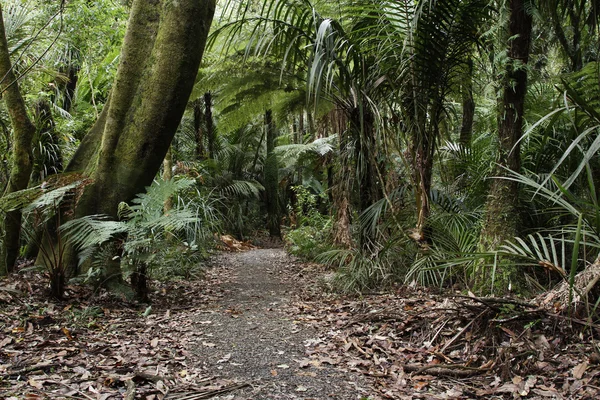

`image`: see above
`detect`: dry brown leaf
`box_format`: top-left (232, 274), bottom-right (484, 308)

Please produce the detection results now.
top-left (572, 361), bottom-right (588, 379)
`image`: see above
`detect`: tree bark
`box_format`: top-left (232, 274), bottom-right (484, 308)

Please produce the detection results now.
top-left (0, 5), bottom-right (36, 275)
top-left (193, 100), bottom-right (205, 160)
top-left (41, 0), bottom-right (216, 283)
top-left (204, 91), bottom-right (215, 160)
top-left (350, 106), bottom-right (381, 252)
top-left (264, 109), bottom-right (281, 237)
top-left (460, 58), bottom-right (475, 146)
top-left (331, 109), bottom-right (352, 248)
top-left (479, 0), bottom-right (532, 281)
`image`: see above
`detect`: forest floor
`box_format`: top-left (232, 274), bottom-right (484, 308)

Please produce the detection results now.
top-left (1, 245), bottom-right (600, 399)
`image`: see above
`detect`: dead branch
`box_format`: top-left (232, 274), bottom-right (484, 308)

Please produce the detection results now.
top-left (403, 363), bottom-right (490, 378)
top-left (166, 383), bottom-right (251, 400)
top-left (6, 362), bottom-right (58, 376)
top-left (124, 379), bottom-right (136, 400)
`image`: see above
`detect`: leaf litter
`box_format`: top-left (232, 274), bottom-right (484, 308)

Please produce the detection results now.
top-left (1, 249), bottom-right (600, 399)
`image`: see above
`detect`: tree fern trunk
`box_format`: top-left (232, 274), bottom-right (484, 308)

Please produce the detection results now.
top-left (0, 5), bottom-right (36, 275)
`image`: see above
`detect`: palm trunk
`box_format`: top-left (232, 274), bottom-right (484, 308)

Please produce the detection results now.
top-left (332, 109), bottom-right (352, 248)
top-left (0, 5), bottom-right (36, 275)
top-left (204, 91), bottom-right (215, 160)
top-left (193, 100), bottom-right (205, 160)
top-left (350, 106), bottom-right (381, 252)
top-left (264, 109), bottom-right (281, 237)
top-left (478, 0), bottom-right (532, 287)
top-left (460, 58), bottom-right (475, 146)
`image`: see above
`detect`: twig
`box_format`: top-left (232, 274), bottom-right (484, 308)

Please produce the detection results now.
top-left (546, 312), bottom-right (600, 330)
top-left (7, 362), bottom-right (58, 376)
top-left (135, 371), bottom-right (174, 382)
top-left (454, 295), bottom-right (536, 310)
top-left (124, 379), bottom-right (136, 400)
top-left (166, 383), bottom-right (250, 400)
top-left (440, 310), bottom-right (485, 353)
top-left (45, 380), bottom-right (95, 400)
top-left (490, 309), bottom-right (544, 323)
top-left (403, 363), bottom-right (489, 378)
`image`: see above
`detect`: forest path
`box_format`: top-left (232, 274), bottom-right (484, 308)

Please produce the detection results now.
top-left (190, 248), bottom-right (369, 399)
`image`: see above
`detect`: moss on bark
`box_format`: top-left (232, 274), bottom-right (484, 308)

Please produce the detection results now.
top-left (0, 5), bottom-right (36, 275)
top-left (40, 0), bottom-right (216, 286)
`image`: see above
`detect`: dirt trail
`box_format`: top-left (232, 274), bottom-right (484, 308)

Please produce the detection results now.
top-left (190, 248), bottom-right (369, 399)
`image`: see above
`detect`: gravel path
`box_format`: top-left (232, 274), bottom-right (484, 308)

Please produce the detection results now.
top-left (190, 249), bottom-right (370, 399)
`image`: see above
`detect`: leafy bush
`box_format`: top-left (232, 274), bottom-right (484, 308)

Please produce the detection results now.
top-left (284, 185), bottom-right (333, 259)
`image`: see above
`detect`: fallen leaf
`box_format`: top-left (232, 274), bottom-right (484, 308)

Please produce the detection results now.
top-left (573, 361), bottom-right (588, 379)
top-left (271, 369), bottom-right (278, 376)
top-left (217, 353), bottom-right (231, 363)
top-left (202, 342), bottom-right (216, 347)
top-left (150, 338), bottom-right (159, 347)
top-left (28, 378), bottom-right (44, 390)
top-left (295, 385), bottom-right (308, 392)
top-left (62, 327), bottom-right (73, 340)
top-left (0, 336), bottom-right (12, 348)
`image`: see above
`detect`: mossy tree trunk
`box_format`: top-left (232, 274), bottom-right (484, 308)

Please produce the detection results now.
top-left (40, 0), bottom-right (216, 287)
top-left (264, 109), bottom-right (281, 238)
top-left (478, 0), bottom-right (532, 287)
top-left (0, 5), bottom-right (36, 275)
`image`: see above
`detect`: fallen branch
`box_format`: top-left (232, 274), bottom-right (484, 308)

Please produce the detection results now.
top-left (166, 383), bottom-right (251, 400)
top-left (124, 379), bottom-right (136, 400)
top-left (403, 363), bottom-right (490, 378)
top-left (135, 371), bottom-right (174, 383)
top-left (46, 380), bottom-right (95, 400)
top-left (7, 362), bottom-right (58, 376)
top-left (440, 310), bottom-right (485, 353)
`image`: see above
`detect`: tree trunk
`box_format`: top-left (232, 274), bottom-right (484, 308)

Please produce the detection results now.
top-left (31, 98), bottom-right (63, 183)
top-left (478, 0), bottom-right (532, 286)
top-left (264, 109), bottom-right (281, 237)
top-left (40, 0), bottom-right (216, 284)
top-left (0, 5), bottom-right (36, 275)
top-left (193, 100), bottom-right (205, 160)
top-left (332, 109), bottom-right (352, 248)
top-left (204, 91), bottom-right (215, 160)
top-left (350, 106), bottom-right (381, 252)
top-left (163, 146), bottom-right (173, 213)
top-left (460, 57), bottom-right (475, 146)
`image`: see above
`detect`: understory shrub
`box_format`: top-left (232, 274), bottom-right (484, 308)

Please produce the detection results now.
top-left (284, 185), bottom-right (333, 260)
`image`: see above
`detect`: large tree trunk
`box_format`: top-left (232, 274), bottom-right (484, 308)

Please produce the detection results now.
top-left (478, 0), bottom-right (532, 286)
top-left (0, 5), bottom-right (36, 275)
top-left (264, 109), bottom-right (281, 238)
top-left (40, 0), bottom-right (216, 286)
